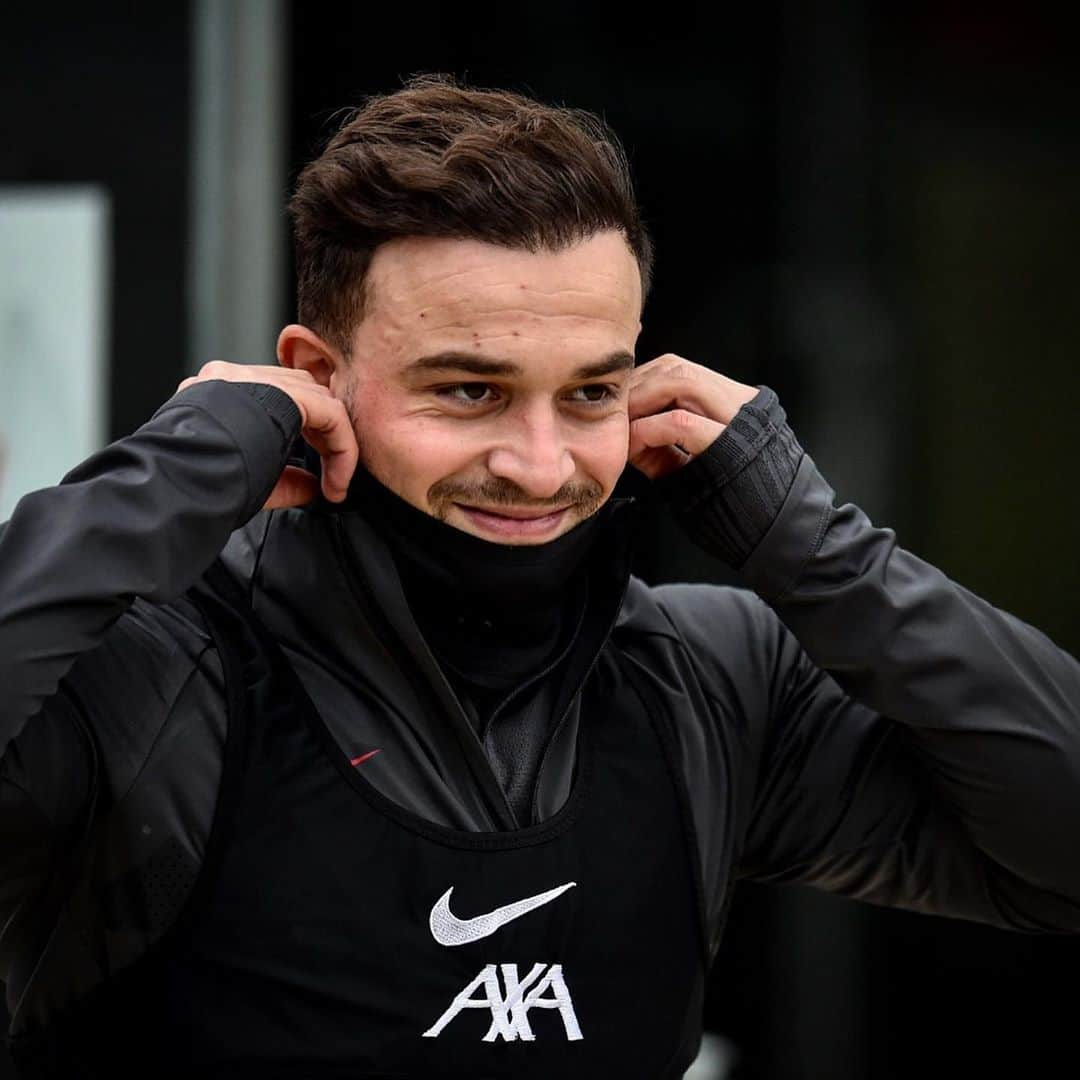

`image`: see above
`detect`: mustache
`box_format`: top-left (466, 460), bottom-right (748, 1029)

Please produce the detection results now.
top-left (427, 476), bottom-right (605, 518)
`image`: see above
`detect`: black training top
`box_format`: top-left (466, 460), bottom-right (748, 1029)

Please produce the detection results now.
top-left (13, 560), bottom-right (706, 1078)
top-left (3, 378), bottom-right (1080, 1058)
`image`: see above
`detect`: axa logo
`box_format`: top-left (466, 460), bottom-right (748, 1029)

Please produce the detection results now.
top-left (422, 881), bottom-right (583, 1042)
top-left (423, 962), bottom-right (581, 1042)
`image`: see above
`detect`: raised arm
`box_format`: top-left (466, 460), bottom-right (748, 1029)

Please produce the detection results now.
top-left (0, 368), bottom-right (363, 956)
top-left (0, 377), bottom-right (302, 751)
top-left (642, 368), bottom-right (1080, 930)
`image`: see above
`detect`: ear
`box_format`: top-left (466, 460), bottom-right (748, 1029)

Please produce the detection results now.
top-left (276, 324), bottom-right (339, 388)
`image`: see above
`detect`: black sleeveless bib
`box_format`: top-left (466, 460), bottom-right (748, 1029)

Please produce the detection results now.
top-left (12, 561), bottom-right (708, 1078)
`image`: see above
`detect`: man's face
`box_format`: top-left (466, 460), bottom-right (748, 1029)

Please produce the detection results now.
top-left (337, 230), bottom-right (643, 545)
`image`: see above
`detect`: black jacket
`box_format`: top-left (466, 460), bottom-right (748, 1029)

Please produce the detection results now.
top-left (2, 378), bottom-right (1079, 1041)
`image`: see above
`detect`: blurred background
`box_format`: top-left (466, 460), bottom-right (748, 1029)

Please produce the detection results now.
top-left (2, 1), bottom-right (1078, 1077)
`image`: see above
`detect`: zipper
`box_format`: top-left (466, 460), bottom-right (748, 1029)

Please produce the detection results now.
top-left (329, 516), bottom-right (519, 830)
top-left (478, 576), bottom-right (590, 742)
top-left (528, 548), bottom-right (636, 825)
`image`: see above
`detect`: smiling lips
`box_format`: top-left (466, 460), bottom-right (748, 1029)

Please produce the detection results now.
top-left (456, 503), bottom-right (571, 538)
top-left (463, 504), bottom-right (570, 520)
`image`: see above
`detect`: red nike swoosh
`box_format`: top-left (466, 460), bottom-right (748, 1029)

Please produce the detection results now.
top-left (350, 749), bottom-right (381, 766)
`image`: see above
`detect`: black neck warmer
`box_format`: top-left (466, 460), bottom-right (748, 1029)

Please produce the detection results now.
top-left (341, 467), bottom-right (608, 701)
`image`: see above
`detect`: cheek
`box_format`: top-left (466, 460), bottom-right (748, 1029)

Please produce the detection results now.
top-left (570, 413), bottom-right (630, 492)
top-left (351, 397), bottom-right (479, 506)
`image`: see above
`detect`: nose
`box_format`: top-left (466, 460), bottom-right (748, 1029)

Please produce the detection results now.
top-left (486, 404), bottom-right (576, 499)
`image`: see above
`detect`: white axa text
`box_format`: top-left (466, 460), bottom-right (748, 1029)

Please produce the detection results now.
top-left (422, 962), bottom-right (582, 1042)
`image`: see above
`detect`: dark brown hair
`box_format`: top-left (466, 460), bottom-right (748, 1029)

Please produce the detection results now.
top-left (288, 73), bottom-right (652, 357)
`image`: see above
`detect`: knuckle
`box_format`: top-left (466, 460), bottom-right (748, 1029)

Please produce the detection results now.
top-left (199, 360), bottom-right (229, 379)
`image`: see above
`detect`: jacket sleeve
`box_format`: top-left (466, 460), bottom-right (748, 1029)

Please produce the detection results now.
top-left (660, 387), bottom-right (1080, 932)
top-left (0, 379), bottom-right (300, 933)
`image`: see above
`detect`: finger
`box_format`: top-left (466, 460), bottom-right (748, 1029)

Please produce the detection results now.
top-left (628, 377), bottom-right (701, 423)
top-left (628, 366), bottom-right (732, 425)
top-left (179, 363), bottom-right (324, 392)
top-left (293, 393), bottom-right (360, 501)
top-left (263, 465), bottom-right (321, 510)
top-left (628, 444), bottom-right (690, 481)
top-left (629, 358), bottom-right (761, 429)
top-left (627, 352), bottom-right (691, 386)
top-left (628, 409), bottom-right (724, 461)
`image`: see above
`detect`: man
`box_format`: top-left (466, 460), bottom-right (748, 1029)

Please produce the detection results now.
top-left (1, 73), bottom-right (1078, 1077)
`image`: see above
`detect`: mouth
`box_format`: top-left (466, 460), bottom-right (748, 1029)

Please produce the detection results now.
top-left (455, 503), bottom-right (572, 540)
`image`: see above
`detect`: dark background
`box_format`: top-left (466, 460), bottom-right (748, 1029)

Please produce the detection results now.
top-left (2, 2), bottom-right (1078, 1077)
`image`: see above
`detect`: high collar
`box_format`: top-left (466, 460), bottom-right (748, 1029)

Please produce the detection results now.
top-left (222, 451), bottom-right (640, 830)
top-left (340, 467), bottom-right (626, 701)
top-left (338, 465), bottom-right (611, 638)
top-left (273, 439), bottom-right (640, 678)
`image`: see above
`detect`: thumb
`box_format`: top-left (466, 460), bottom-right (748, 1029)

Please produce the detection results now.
top-left (263, 464), bottom-right (322, 510)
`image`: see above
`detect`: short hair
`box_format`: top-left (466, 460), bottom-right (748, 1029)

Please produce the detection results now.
top-left (288, 73), bottom-right (653, 357)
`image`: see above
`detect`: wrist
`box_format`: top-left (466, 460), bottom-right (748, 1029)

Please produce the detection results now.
top-left (656, 384), bottom-right (805, 567)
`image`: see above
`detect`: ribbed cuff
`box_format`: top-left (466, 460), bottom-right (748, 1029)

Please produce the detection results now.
top-left (151, 380), bottom-right (303, 517)
top-left (656, 384), bottom-right (805, 568)
top-left (234, 381), bottom-right (303, 441)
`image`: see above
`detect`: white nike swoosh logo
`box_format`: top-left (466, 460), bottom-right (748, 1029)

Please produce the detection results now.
top-left (429, 881), bottom-right (577, 947)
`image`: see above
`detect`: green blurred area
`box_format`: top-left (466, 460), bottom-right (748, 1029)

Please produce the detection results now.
top-left (912, 152), bottom-right (1080, 655)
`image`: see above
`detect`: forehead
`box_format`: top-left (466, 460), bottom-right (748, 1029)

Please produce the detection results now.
top-left (358, 232), bottom-right (642, 357)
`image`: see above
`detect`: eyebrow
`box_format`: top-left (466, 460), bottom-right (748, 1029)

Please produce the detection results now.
top-left (402, 350), bottom-right (636, 381)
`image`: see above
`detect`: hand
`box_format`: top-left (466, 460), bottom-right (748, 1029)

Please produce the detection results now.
top-left (177, 362), bottom-right (359, 509)
top-left (627, 354), bottom-right (760, 480)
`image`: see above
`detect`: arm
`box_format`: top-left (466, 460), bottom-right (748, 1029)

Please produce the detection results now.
top-left (0, 379), bottom-right (300, 751)
top-left (645, 372), bottom-right (1080, 930)
top-left (0, 379), bottom-right (303, 951)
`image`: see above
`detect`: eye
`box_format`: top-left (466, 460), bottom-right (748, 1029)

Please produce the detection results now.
top-left (437, 383), bottom-right (499, 406)
top-left (567, 384), bottom-right (618, 406)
